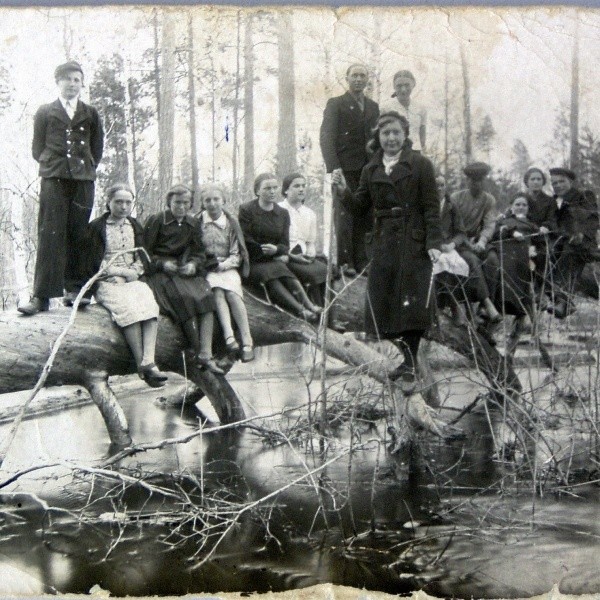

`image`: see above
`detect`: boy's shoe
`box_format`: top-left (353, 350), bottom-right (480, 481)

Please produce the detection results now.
top-left (18, 297), bottom-right (50, 316)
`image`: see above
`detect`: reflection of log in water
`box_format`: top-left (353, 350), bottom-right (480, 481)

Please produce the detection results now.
top-left (0, 276), bottom-right (523, 449)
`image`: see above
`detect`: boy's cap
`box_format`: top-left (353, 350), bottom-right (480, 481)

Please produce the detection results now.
top-left (549, 167), bottom-right (576, 181)
top-left (55, 61), bottom-right (84, 80)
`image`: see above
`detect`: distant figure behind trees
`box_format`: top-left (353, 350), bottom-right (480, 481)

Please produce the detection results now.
top-left (319, 64), bottom-right (379, 277)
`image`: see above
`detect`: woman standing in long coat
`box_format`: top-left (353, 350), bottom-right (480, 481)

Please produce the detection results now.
top-left (333, 111), bottom-right (442, 382)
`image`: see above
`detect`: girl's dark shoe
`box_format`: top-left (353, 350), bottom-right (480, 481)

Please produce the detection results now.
top-left (196, 355), bottom-right (225, 375)
top-left (139, 363), bottom-right (168, 388)
top-left (241, 345), bottom-right (255, 362)
top-left (225, 337), bottom-right (240, 352)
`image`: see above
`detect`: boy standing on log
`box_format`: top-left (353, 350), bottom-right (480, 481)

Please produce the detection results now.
top-left (19, 61), bottom-right (104, 316)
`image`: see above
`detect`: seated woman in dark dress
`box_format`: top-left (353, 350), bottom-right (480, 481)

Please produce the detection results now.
top-left (279, 172), bottom-right (328, 306)
top-left (144, 184), bottom-right (222, 374)
top-left (489, 193), bottom-right (540, 318)
top-left (239, 173), bottom-right (322, 323)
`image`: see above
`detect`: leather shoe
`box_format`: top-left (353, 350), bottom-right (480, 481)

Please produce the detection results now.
top-left (64, 292), bottom-right (91, 308)
top-left (241, 346), bottom-right (255, 362)
top-left (196, 355), bottom-right (225, 375)
top-left (18, 297), bottom-right (49, 316)
top-left (139, 363), bottom-right (168, 388)
top-left (225, 336), bottom-right (240, 352)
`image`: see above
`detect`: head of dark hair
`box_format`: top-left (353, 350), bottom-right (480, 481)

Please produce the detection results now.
top-left (393, 69), bottom-right (416, 85)
top-left (105, 183), bottom-right (134, 212)
top-left (281, 172), bottom-right (306, 196)
top-left (367, 111), bottom-right (410, 154)
top-left (166, 184), bottom-right (194, 208)
top-left (346, 63), bottom-right (368, 77)
top-left (523, 167), bottom-right (547, 187)
top-left (199, 183), bottom-right (227, 205)
top-left (253, 173), bottom-right (278, 197)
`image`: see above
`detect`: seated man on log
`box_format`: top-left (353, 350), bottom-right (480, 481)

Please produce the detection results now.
top-left (547, 167), bottom-right (600, 319)
top-left (450, 162), bottom-right (502, 324)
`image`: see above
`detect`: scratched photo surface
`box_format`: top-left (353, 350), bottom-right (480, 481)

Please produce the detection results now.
top-left (0, 5), bottom-right (599, 598)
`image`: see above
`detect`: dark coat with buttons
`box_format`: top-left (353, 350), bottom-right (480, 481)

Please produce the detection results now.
top-left (319, 92), bottom-right (379, 173)
top-left (32, 98), bottom-right (104, 181)
top-left (341, 145), bottom-right (442, 337)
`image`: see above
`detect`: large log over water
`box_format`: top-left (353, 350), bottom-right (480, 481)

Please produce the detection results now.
top-left (0, 276), bottom-right (521, 449)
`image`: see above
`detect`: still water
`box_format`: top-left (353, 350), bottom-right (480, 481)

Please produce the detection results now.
top-left (0, 344), bottom-right (598, 597)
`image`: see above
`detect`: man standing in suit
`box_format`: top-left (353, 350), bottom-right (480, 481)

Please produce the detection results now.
top-left (19, 61), bottom-right (104, 315)
top-left (319, 64), bottom-right (379, 276)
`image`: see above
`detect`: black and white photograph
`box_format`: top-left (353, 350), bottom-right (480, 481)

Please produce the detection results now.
top-left (0, 3), bottom-right (599, 598)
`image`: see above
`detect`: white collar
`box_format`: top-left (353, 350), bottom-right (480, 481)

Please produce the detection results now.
top-left (59, 95), bottom-right (79, 110)
top-left (202, 211), bottom-right (227, 228)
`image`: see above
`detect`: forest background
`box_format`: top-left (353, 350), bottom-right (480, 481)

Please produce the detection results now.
top-left (0, 5), bottom-right (597, 306)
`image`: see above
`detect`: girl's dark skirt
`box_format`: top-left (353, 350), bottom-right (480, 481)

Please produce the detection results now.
top-left (246, 261), bottom-right (297, 286)
top-left (146, 272), bottom-right (216, 324)
top-left (287, 259), bottom-right (328, 286)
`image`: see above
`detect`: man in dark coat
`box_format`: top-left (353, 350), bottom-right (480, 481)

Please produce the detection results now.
top-left (548, 167), bottom-right (599, 318)
top-left (319, 64), bottom-right (379, 276)
top-left (19, 61), bottom-right (104, 315)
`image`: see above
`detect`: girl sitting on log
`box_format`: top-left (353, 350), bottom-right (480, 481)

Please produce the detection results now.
top-left (197, 184), bottom-right (255, 363)
top-left (278, 172), bottom-right (328, 307)
top-left (239, 173), bottom-right (322, 323)
top-left (86, 183), bottom-right (168, 388)
top-left (144, 184), bottom-right (223, 375)
top-left (489, 194), bottom-right (540, 319)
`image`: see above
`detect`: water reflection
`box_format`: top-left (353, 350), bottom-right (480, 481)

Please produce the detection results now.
top-left (0, 343), bottom-right (598, 596)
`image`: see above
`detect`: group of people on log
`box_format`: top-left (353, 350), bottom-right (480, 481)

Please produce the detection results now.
top-left (323, 63), bottom-right (599, 382)
top-left (17, 60), bottom-right (600, 389)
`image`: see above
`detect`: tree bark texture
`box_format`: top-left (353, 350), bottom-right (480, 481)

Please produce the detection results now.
top-left (276, 11), bottom-right (297, 179)
top-left (243, 13), bottom-right (255, 196)
top-left (0, 277), bottom-right (522, 430)
top-left (158, 10), bottom-right (176, 199)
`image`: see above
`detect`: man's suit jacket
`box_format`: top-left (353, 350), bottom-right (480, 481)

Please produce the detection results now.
top-left (32, 98), bottom-right (104, 181)
top-left (319, 91), bottom-right (379, 174)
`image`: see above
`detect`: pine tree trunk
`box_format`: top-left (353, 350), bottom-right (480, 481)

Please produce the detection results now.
top-left (570, 12), bottom-right (580, 172)
top-left (243, 13), bottom-right (255, 197)
top-left (158, 10), bottom-right (177, 199)
top-left (276, 11), bottom-right (297, 179)
top-left (188, 13), bottom-right (200, 193)
top-left (460, 42), bottom-right (473, 166)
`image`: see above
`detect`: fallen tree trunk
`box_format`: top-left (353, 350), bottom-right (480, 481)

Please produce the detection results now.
top-left (0, 276), bottom-right (521, 451)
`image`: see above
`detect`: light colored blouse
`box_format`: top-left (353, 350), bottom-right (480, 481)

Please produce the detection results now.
top-left (279, 199), bottom-right (318, 257)
top-left (101, 217), bottom-right (144, 277)
top-left (200, 211), bottom-right (242, 271)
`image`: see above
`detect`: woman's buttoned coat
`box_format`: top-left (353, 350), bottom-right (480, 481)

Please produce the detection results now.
top-left (342, 146), bottom-right (442, 338)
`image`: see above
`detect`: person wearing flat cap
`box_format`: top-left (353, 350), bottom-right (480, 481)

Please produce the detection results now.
top-left (380, 70), bottom-right (427, 153)
top-left (19, 61), bottom-right (104, 316)
top-left (450, 162), bottom-right (502, 323)
top-left (547, 167), bottom-right (599, 318)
